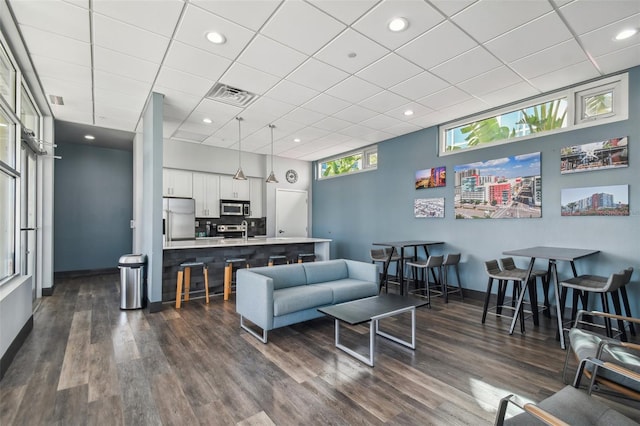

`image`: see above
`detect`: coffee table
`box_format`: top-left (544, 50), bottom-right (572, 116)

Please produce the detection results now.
top-left (318, 294), bottom-right (429, 367)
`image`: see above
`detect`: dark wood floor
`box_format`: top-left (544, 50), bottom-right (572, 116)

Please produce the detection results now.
top-left (1, 273), bottom-right (635, 425)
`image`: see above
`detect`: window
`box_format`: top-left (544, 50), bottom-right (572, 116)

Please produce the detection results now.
top-left (0, 43), bottom-right (16, 111)
top-left (0, 108), bottom-right (16, 283)
top-left (440, 74), bottom-right (629, 155)
top-left (318, 145), bottom-right (377, 179)
top-left (20, 85), bottom-right (40, 139)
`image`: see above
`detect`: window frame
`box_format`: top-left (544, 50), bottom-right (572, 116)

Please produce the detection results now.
top-left (317, 145), bottom-right (378, 180)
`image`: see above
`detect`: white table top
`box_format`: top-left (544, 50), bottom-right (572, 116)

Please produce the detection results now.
top-left (164, 237), bottom-right (331, 250)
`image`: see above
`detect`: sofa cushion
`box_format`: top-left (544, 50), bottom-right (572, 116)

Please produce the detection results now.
top-left (314, 279), bottom-right (378, 304)
top-left (273, 286), bottom-right (334, 317)
top-left (303, 260), bottom-right (348, 285)
top-left (249, 264), bottom-right (308, 290)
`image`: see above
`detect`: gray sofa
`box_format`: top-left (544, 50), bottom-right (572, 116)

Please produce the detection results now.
top-left (236, 259), bottom-right (378, 343)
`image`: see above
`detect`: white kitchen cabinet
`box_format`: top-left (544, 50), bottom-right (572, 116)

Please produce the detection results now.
top-left (163, 169), bottom-right (193, 198)
top-left (219, 175), bottom-right (250, 200)
top-left (249, 177), bottom-right (263, 218)
top-left (192, 172), bottom-right (220, 218)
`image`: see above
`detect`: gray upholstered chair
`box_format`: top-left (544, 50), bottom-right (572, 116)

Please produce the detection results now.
top-left (482, 259), bottom-right (532, 332)
top-left (441, 253), bottom-right (463, 303)
top-left (370, 247), bottom-right (402, 293)
top-left (406, 255), bottom-right (444, 305)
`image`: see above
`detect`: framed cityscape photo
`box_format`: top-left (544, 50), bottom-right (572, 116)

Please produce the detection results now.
top-left (454, 152), bottom-right (541, 219)
top-left (414, 198), bottom-right (444, 218)
top-left (415, 166), bottom-right (446, 189)
top-left (561, 184), bottom-right (629, 216)
top-left (560, 137), bottom-right (628, 174)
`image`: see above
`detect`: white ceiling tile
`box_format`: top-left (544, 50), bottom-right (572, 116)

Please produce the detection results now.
top-left (220, 62), bottom-right (280, 95)
top-left (10, 0), bottom-right (89, 41)
top-left (93, 14), bottom-right (169, 64)
top-left (594, 44), bottom-right (640, 75)
top-left (291, 126), bottom-right (331, 142)
top-left (312, 116), bottom-right (352, 132)
top-left (287, 58), bottom-right (349, 92)
top-left (30, 55), bottom-right (91, 84)
top-left (418, 86), bottom-right (473, 110)
top-left (389, 72), bottom-right (449, 100)
top-left (409, 111), bottom-right (449, 128)
top-left (529, 61), bottom-right (601, 92)
top-left (192, 98), bottom-right (242, 125)
top-left (485, 12), bottom-right (573, 63)
top-left (191, 0), bottom-right (280, 31)
top-left (51, 105), bottom-right (93, 125)
top-left (283, 107), bottom-right (325, 126)
top-left (383, 121), bottom-right (422, 136)
top-left (396, 21), bottom-right (477, 70)
top-left (93, 0), bottom-right (183, 37)
top-left (477, 81), bottom-right (540, 107)
top-left (163, 41), bottom-right (232, 81)
top-left (154, 85), bottom-right (202, 112)
top-left (385, 102), bottom-right (434, 120)
top-left (430, 47), bottom-right (502, 84)
top-left (353, 0), bottom-right (444, 50)
top-left (436, 98), bottom-right (489, 121)
top-left (456, 66), bottom-right (524, 97)
top-left (331, 104), bottom-right (379, 123)
top-left (580, 13), bottom-right (640, 58)
top-left (356, 53), bottom-right (423, 88)
top-left (40, 76), bottom-right (91, 104)
top-left (452, 0), bottom-right (552, 42)
top-left (19, 26), bottom-right (90, 67)
top-left (359, 90), bottom-right (408, 114)
top-left (270, 118), bottom-right (307, 140)
top-left (260, 1), bottom-right (346, 55)
top-left (302, 93), bottom-right (350, 115)
top-left (237, 35), bottom-right (307, 78)
top-left (163, 119), bottom-right (182, 136)
top-left (340, 124), bottom-right (376, 139)
top-left (94, 46), bottom-right (160, 82)
top-left (307, 0), bottom-right (378, 25)
top-left (325, 76), bottom-right (383, 104)
top-left (510, 39), bottom-right (590, 80)
top-left (361, 114), bottom-right (403, 131)
top-left (243, 96), bottom-right (295, 119)
top-left (174, 4), bottom-right (256, 61)
top-left (314, 29), bottom-right (389, 74)
top-left (429, 0), bottom-right (477, 17)
top-left (360, 129), bottom-right (394, 143)
top-left (156, 66), bottom-right (215, 97)
top-left (174, 120), bottom-right (215, 138)
top-left (94, 70), bottom-right (151, 99)
top-left (94, 87), bottom-right (147, 114)
top-left (264, 80), bottom-right (320, 106)
top-left (560, 0), bottom-right (640, 35)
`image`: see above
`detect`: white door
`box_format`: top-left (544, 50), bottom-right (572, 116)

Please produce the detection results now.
top-left (275, 189), bottom-right (308, 237)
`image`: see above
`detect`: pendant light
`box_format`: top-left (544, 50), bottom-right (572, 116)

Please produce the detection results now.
top-left (265, 124), bottom-right (279, 184)
top-left (233, 116), bottom-right (247, 180)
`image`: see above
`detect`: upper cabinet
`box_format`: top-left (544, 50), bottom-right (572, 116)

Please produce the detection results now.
top-left (163, 169), bottom-right (192, 198)
top-left (249, 178), bottom-right (263, 218)
top-left (192, 173), bottom-right (220, 218)
top-left (219, 175), bottom-right (250, 200)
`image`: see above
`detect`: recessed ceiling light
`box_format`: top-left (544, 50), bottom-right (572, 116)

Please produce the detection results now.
top-left (615, 28), bottom-right (638, 40)
top-left (347, 52), bottom-right (357, 58)
top-left (206, 31), bottom-right (226, 44)
top-left (388, 17), bottom-right (409, 32)
top-left (202, 118), bottom-right (212, 124)
top-left (84, 135), bottom-right (95, 140)
top-left (404, 109), bottom-right (414, 116)
top-left (293, 138), bottom-right (301, 143)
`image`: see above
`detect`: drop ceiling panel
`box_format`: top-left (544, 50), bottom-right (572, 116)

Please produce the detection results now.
top-left (456, 66), bottom-right (523, 97)
top-left (243, 96), bottom-right (296, 119)
top-left (191, 0), bottom-right (281, 32)
top-left (163, 41), bottom-right (232, 81)
top-left (325, 76), bottom-right (383, 104)
top-left (314, 29), bottom-right (389, 74)
top-left (353, 0), bottom-right (444, 50)
top-left (237, 35), bottom-right (307, 78)
top-left (31, 55), bottom-right (91, 84)
top-left (307, 0), bottom-right (378, 25)
top-left (360, 129), bottom-right (394, 142)
top-left (93, 70), bottom-right (151, 99)
top-left (19, 26), bottom-right (90, 67)
top-left (594, 44), bottom-right (640, 74)
top-left (418, 86), bottom-right (473, 110)
top-left (430, 47), bottom-right (502, 84)
top-left (579, 14), bottom-right (640, 57)
top-left (340, 124), bottom-right (377, 139)
top-left (361, 114), bottom-right (403, 131)
top-left (560, 0), bottom-right (640, 35)
top-left (510, 39), bottom-right (590, 80)
top-left (283, 107), bottom-right (325, 126)
top-left (40, 76), bottom-right (91, 104)
top-left (191, 98), bottom-right (242, 125)
top-left (383, 121), bottom-right (422, 136)
top-left (485, 12), bottom-right (573, 63)
top-left (312, 116), bottom-right (353, 132)
top-left (287, 58), bottom-right (349, 92)
top-left (331, 104), bottom-right (379, 124)
top-left (396, 21), bottom-right (477, 70)
top-left (302, 94), bottom-right (350, 115)
top-left (436, 98), bottom-right (488, 121)
top-left (385, 102), bottom-right (434, 120)
top-left (220, 62), bottom-right (280, 95)
top-left (93, 0), bottom-right (183, 37)
top-left (477, 81), bottom-right (540, 106)
top-left (156, 66), bottom-right (215, 97)
top-left (94, 46), bottom-right (160, 82)
top-left (356, 53), bottom-right (423, 88)
top-left (359, 90), bottom-right (408, 114)
top-left (260, 1), bottom-right (346, 55)
top-left (389, 72), bottom-right (449, 99)
top-left (155, 85), bottom-right (202, 113)
top-left (174, 4), bottom-right (256, 61)
top-left (271, 118), bottom-right (307, 139)
top-left (529, 61), bottom-right (601, 92)
top-left (10, 0), bottom-right (89, 41)
top-left (429, 0), bottom-right (476, 17)
top-left (452, 0), bottom-right (552, 42)
top-left (52, 107), bottom-right (93, 125)
top-left (264, 80), bottom-right (320, 107)
top-left (94, 87), bottom-right (146, 114)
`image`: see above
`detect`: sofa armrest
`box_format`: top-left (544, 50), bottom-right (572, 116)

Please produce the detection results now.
top-left (236, 269), bottom-right (274, 330)
top-left (344, 259), bottom-right (378, 284)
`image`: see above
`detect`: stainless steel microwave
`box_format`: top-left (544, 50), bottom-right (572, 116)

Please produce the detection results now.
top-left (220, 200), bottom-right (250, 216)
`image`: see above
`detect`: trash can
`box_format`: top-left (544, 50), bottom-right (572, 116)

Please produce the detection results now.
top-left (118, 254), bottom-right (147, 310)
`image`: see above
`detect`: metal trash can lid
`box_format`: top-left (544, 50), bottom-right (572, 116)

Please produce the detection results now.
top-left (118, 254), bottom-right (147, 267)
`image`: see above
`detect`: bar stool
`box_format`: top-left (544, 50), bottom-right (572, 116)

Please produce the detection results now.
top-left (370, 248), bottom-right (402, 293)
top-left (268, 255), bottom-right (288, 266)
top-left (224, 258), bottom-right (249, 301)
top-left (406, 255), bottom-right (444, 305)
top-left (176, 261), bottom-right (209, 309)
top-left (481, 259), bottom-right (529, 332)
top-left (501, 257), bottom-right (549, 324)
top-left (297, 253), bottom-right (315, 263)
top-left (441, 253), bottom-right (464, 303)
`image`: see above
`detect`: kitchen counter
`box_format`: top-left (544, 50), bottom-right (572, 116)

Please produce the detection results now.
top-left (165, 236), bottom-right (330, 249)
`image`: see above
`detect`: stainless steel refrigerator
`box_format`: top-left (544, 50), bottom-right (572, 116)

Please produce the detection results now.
top-left (163, 197), bottom-right (196, 242)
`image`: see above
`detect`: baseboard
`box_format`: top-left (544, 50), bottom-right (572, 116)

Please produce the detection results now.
top-left (54, 267), bottom-right (119, 280)
top-left (147, 299), bottom-right (162, 313)
top-left (0, 315), bottom-right (33, 380)
top-left (42, 284), bottom-right (55, 296)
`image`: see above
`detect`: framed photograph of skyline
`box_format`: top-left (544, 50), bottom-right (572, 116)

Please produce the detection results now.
top-left (561, 184), bottom-right (629, 216)
top-left (560, 136), bottom-right (628, 174)
top-left (414, 198), bottom-right (444, 218)
top-left (454, 152), bottom-right (541, 219)
top-left (415, 166), bottom-right (446, 189)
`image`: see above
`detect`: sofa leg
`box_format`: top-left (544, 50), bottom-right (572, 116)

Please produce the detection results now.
top-left (240, 316), bottom-right (268, 343)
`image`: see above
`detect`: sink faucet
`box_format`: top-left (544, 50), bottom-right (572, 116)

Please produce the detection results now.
top-left (241, 220), bottom-right (248, 240)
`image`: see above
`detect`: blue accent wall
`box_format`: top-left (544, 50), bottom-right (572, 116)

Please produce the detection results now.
top-left (312, 66), bottom-right (640, 315)
top-left (54, 142), bottom-right (133, 272)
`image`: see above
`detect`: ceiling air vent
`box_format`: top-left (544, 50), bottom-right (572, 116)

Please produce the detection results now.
top-left (206, 83), bottom-right (257, 108)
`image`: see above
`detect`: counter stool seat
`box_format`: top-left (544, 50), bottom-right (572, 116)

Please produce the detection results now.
top-left (268, 255), bottom-right (288, 267)
top-left (406, 255), bottom-right (444, 305)
top-left (176, 261), bottom-right (209, 309)
top-left (224, 258), bottom-right (249, 301)
top-left (441, 253), bottom-right (464, 303)
top-left (297, 253), bottom-right (316, 263)
top-left (501, 257), bottom-right (550, 323)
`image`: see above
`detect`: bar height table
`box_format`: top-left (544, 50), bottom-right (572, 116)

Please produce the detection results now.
top-left (373, 240), bottom-right (444, 295)
top-left (502, 246), bottom-right (599, 349)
